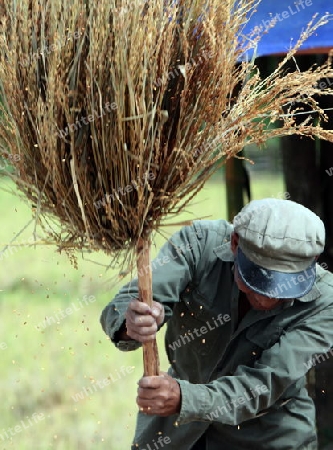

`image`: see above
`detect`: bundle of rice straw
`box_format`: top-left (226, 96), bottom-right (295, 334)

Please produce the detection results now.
top-left (1, 0), bottom-right (333, 375)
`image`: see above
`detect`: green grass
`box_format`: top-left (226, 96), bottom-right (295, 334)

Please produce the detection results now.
top-left (0, 173), bottom-right (284, 450)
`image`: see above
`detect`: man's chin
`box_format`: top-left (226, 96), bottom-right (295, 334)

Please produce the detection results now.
top-left (253, 304), bottom-right (273, 311)
top-left (247, 296), bottom-right (278, 311)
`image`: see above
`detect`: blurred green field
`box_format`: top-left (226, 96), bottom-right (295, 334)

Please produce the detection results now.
top-left (0, 173), bottom-right (284, 450)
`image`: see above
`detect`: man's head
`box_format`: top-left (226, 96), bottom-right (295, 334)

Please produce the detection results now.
top-left (231, 198), bottom-right (325, 309)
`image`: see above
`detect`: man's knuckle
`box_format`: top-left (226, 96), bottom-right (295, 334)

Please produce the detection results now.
top-left (129, 300), bottom-right (137, 310)
top-left (133, 316), bottom-right (141, 325)
top-left (154, 301), bottom-right (161, 310)
top-left (159, 394), bottom-right (168, 402)
top-left (139, 326), bottom-right (152, 335)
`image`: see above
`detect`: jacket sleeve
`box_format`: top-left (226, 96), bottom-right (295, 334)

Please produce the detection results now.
top-left (100, 223), bottom-right (203, 350)
top-left (176, 304), bottom-right (333, 426)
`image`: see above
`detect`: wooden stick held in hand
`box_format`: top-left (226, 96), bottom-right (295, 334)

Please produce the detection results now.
top-left (137, 237), bottom-right (160, 376)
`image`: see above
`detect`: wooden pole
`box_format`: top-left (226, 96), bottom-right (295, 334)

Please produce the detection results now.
top-left (225, 156), bottom-right (245, 221)
top-left (137, 237), bottom-right (160, 376)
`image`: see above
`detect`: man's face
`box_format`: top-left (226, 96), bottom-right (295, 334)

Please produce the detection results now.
top-left (233, 263), bottom-right (281, 310)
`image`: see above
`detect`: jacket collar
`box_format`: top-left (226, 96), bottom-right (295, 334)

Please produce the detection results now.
top-left (213, 240), bottom-right (234, 262)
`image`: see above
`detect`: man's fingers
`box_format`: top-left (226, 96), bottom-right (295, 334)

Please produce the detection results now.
top-left (136, 375), bottom-right (181, 417)
top-left (126, 329), bottom-right (156, 343)
top-left (137, 389), bottom-right (156, 400)
top-left (128, 299), bottom-right (152, 315)
top-left (138, 376), bottom-right (165, 389)
top-left (137, 387), bottom-right (169, 400)
top-left (132, 324), bottom-right (157, 335)
top-left (126, 309), bottom-right (156, 328)
top-left (127, 325), bottom-right (157, 337)
top-left (137, 398), bottom-right (166, 409)
top-left (151, 301), bottom-right (163, 317)
top-left (127, 299), bottom-right (164, 323)
top-left (124, 300), bottom-right (164, 342)
top-left (125, 308), bottom-right (158, 341)
top-left (152, 301), bottom-right (165, 325)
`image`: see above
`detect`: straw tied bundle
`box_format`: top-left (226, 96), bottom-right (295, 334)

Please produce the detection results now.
top-left (1, 0), bottom-right (333, 376)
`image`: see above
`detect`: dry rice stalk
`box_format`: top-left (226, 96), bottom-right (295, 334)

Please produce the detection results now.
top-left (0, 0), bottom-right (333, 374)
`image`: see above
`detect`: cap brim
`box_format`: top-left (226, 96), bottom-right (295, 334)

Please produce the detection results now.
top-left (236, 247), bottom-right (316, 299)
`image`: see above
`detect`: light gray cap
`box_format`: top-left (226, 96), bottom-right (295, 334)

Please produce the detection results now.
top-left (233, 198), bottom-right (325, 298)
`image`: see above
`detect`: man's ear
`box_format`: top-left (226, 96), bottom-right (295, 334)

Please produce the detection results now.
top-left (230, 232), bottom-right (239, 255)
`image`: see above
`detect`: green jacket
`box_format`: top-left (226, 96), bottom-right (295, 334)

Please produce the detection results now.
top-left (100, 220), bottom-right (333, 450)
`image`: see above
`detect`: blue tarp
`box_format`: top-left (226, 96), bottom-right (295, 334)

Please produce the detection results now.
top-left (243, 0), bottom-right (333, 58)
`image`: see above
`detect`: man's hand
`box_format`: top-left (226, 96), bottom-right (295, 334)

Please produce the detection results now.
top-left (124, 299), bottom-right (164, 343)
top-left (137, 373), bottom-right (181, 416)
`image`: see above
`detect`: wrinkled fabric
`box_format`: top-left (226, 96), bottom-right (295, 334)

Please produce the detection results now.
top-left (100, 220), bottom-right (333, 450)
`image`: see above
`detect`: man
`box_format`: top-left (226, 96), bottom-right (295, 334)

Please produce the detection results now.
top-left (100, 198), bottom-right (333, 450)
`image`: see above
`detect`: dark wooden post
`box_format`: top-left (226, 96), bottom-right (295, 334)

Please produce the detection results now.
top-left (225, 156), bottom-right (247, 221)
